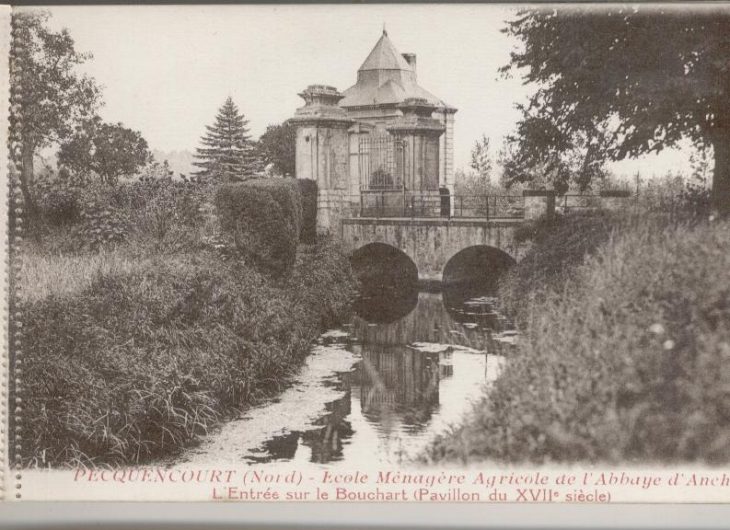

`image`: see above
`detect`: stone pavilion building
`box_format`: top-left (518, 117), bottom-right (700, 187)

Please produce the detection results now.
top-left (291, 30), bottom-right (458, 232)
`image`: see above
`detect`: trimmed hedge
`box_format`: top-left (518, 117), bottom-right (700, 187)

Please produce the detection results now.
top-left (216, 178), bottom-right (302, 278)
top-left (248, 178), bottom-right (303, 237)
top-left (298, 179), bottom-right (318, 244)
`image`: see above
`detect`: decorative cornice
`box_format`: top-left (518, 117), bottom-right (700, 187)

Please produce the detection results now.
top-left (291, 84), bottom-right (353, 127)
top-left (386, 98), bottom-right (445, 137)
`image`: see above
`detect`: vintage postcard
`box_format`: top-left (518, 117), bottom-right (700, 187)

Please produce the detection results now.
top-left (1, 1), bottom-right (730, 512)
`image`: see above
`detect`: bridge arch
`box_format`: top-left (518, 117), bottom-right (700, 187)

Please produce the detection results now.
top-left (341, 218), bottom-right (529, 283)
top-left (350, 243), bottom-right (419, 323)
top-left (350, 243), bottom-right (419, 284)
top-left (442, 245), bottom-right (516, 288)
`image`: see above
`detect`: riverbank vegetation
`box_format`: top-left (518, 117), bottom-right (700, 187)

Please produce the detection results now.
top-left (19, 178), bottom-right (355, 467)
top-left (10, 11), bottom-right (357, 467)
top-left (425, 204), bottom-right (730, 464)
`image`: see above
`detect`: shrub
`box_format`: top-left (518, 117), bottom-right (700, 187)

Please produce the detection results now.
top-left (76, 201), bottom-right (131, 250)
top-left (298, 179), bottom-right (318, 244)
top-left (216, 179), bottom-right (302, 278)
top-left (129, 178), bottom-right (207, 252)
top-left (288, 237), bottom-right (357, 328)
top-left (36, 185), bottom-right (81, 226)
top-left (32, 177), bottom-right (209, 253)
top-left (501, 212), bottom-right (617, 324)
top-left (249, 178), bottom-right (303, 235)
top-left (33, 172), bottom-right (100, 228)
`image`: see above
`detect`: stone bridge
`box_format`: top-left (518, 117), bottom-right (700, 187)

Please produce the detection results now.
top-left (340, 217), bottom-right (531, 284)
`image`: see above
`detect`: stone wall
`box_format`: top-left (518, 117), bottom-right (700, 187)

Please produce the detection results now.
top-left (341, 218), bottom-right (529, 282)
top-left (523, 190), bottom-right (556, 220)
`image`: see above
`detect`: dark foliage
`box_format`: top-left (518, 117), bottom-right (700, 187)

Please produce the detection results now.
top-left (33, 175), bottom-right (207, 252)
top-left (502, 7), bottom-right (730, 212)
top-left (57, 118), bottom-right (152, 185)
top-left (504, 212), bottom-right (618, 325)
top-left (193, 97), bottom-right (260, 182)
top-left (257, 121), bottom-right (296, 177)
top-left (216, 178), bottom-right (302, 278)
top-left (10, 10), bottom-right (101, 214)
top-left (34, 178), bottom-right (81, 226)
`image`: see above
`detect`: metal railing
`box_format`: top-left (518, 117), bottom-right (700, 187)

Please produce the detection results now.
top-left (329, 192), bottom-right (525, 220)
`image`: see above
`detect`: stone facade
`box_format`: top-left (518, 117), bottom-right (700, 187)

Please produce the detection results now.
top-left (523, 190), bottom-right (557, 221)
top-left (290, 85), bottom-right (353, 233)
top-left (291, 31), bottom-right (457, 234)
top-left (341, 218), bottom-right (530, 282)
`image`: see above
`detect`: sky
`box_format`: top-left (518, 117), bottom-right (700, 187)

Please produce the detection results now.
top-left (36, 4), bottom-right (694, 179)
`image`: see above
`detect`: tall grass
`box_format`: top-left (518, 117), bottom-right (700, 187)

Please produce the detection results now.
top-left (21, 241), bottom-right (356, 467)
top-left (18, 246), bottom-right (150, 303)
top-left (425, 214), bottom-right (730, 465)
top-left (502, 212), bottom-right (617, 325)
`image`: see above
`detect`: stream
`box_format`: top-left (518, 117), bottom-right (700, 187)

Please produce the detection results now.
top-left (176, 286), bottom-right (515, 468)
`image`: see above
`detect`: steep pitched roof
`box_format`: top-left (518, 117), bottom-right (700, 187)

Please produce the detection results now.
top-left (341, 30), bottom-right (453, 110)
top-left (359, 31), bottom-right (412, 72)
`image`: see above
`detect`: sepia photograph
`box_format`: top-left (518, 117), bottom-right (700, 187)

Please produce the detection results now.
top-left (4, 2), bottom-right (730, 508)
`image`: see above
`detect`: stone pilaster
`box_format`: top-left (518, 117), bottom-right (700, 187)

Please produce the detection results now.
top-left (523, 189), bottom-right (556, 221)
top-left (290, 85), bottom-right (354, 234)
top-left (387, 98), bottom-right (445, 193)
top-left (441, 107), bottom-right (457, 192)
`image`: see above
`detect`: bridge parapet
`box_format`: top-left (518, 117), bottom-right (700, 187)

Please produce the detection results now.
top-left (337, 192), bottom-right (630, 285)
top-left (341, 217), bottom-right (530, 283)
top-left (328, 192), bottom-right (525, 221)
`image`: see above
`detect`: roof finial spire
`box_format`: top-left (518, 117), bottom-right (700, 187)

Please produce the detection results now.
top-left (382, 22), bottom-right (387, 37)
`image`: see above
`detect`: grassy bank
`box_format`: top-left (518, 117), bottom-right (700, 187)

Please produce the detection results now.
top-left (19, 177), bottom-right (356, 467)
top-left (21, 240), bottom-right (355, 467)
top-left (425, 213), bottom-right (730, 465)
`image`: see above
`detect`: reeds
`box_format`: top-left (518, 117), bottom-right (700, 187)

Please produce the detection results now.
top-left (21, 241), bottom-right (355, 467)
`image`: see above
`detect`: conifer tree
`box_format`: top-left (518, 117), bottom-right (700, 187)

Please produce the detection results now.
top-left (193, 97), bottom-right (258, 182)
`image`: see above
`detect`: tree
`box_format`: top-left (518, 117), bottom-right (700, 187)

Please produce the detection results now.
top-left (498, 116), bottom-right (610, 194)
top-left (502, 7), bottom-right (730, 212)
top-left (9, 10), bottom-right (101, 213)
top-left (193, 97), bottom-right (258, 182)
top-left (257, 121), bottom-right (296, 176)
top-left (690, 145), bottom-right (712, 186)
top-left (470, 134), bottom-right (493, 186)
top-left (58, 118), bottom-right (151, 184)
top-left (139, 159), bottom-right (174, 182)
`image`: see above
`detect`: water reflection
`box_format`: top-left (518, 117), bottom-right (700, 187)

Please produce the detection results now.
top-left (178, 286), bottom-right (508, 468)
top-left (351, 284), bottom-right (418, 324)
top-left (236, 287), bottom-right (506, 465)
top-left (353, 346), bottom-right (441, 428)
top-left (300, 388), bottom-right (354, 463)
